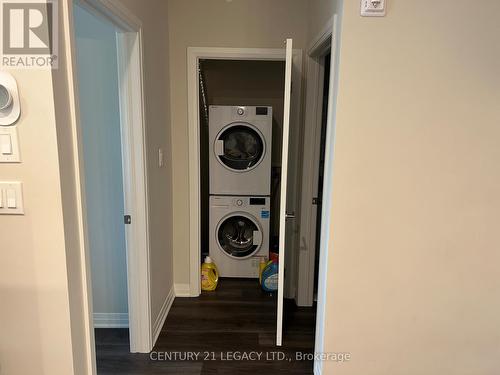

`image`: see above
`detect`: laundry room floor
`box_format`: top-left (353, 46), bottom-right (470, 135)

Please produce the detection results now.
top-left (95, 278), bottom-right (316, 374)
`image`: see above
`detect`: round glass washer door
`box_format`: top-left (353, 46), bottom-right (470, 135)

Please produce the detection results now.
top-left (216, 213), bottom-right (263, 259)
top-left (214, 122), bottom-right (265, 172)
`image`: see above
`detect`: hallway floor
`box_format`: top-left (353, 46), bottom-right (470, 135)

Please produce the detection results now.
top-left (96, 278), bottom-right (316, 374)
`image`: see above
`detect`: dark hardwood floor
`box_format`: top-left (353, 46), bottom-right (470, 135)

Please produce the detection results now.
top-left (96, 278), bottom-right (316, 374)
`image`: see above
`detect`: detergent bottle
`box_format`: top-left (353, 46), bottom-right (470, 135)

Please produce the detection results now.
top-left (258, 257), bottom-right (268, 285)
top-left (201, 256), bottom-right (219, 291)
top-left (261, 261), bottom-right (278, 292)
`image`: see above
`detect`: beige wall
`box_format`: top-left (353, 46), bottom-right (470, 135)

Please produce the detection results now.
top-left (0, 71), bottom-right (76, 374)
top-left (167, 0), bottom-right (308, 287)
top-left (307, 0), bottom-right (338, 41)
top-left (322, 1), bottom-right (500, 374)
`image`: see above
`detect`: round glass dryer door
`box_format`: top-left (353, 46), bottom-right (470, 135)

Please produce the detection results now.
top-left (217, 214), bottom-right (263, 259)
top-left (214, 123), bottom-right (265, 171)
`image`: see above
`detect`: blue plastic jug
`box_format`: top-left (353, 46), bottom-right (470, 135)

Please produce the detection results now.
top-left (261, 262), bottom-right (278, 292)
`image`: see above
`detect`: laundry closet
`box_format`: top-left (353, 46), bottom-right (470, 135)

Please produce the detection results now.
top-left (199, 59), bottom-right (286, 281)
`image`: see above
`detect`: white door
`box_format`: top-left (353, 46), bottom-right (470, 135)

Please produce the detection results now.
top-left (276, 38), bottom-right (294, 346)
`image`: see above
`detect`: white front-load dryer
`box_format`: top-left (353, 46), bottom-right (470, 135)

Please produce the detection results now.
top-left (209, 195), bottom-right (270, 278)
top-left (209, 105), bottom-right (272, 196)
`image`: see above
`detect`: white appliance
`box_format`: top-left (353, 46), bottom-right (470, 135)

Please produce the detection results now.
top-left (209, 195), bottom-right (270, 278)
top-left (209, 105), bottom-right (272, 196)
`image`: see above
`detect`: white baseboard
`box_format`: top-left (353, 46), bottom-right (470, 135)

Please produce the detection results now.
top-left (314, 361), bottom-right (322, 375)
top-left (152, 287), bottom-right (175, 345)
top-left (174, 283), bottom-right (191, 297)
top-left (93, 313), bottom-right (129, 328)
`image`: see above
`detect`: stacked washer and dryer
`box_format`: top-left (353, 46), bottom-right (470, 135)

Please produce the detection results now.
top-left (208, 105), bottom-right (272, 278)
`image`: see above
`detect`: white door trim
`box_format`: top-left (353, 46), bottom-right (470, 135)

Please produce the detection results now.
top-left (296, 18), bottom-right (334, 307)
top-left (115, 25), bottom-right (152, 353)
top-left (187, 47), bottom-right (303, 297)
top-left (313, 15), bottom-right (341, 375)
top-left (64, 0), bottom-right (152, 365)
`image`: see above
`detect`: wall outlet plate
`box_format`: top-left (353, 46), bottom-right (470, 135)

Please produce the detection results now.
top-left (0, 126), bottom-right (21, 162)
top-left (0, 181), bottom-right (24, 215)
top-left (361, 0), bottom-right (386, 17)
top-left (158, 148), bottom-right (164, 167)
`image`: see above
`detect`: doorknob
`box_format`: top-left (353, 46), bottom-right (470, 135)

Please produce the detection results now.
top-left (285, 211), bottom-right (295, 220)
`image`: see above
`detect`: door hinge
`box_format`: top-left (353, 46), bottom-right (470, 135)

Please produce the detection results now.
top-left (124, 215), bottom-right (131, 224)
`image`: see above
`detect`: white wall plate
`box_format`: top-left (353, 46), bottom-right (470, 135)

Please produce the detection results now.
top-left (0, 182), bottom-right (24, 215)
top-left (361, 0), bottom-right (386, 17)
top-left (0, 126), bottom-right (21, 162)
top-left (0, 71), bottom-right (21, 126)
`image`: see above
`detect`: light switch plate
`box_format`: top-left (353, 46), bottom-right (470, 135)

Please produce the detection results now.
top-left (0, 126), bottom-right (20, 162)
top-left (158, 148), bottom-right (164, 167)
top-left (0, 182), bottom-right (24, 214)
top-left (361, 0), bottom-right (386, 17)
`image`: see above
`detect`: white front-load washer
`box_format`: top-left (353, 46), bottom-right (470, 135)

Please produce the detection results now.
top-left (209, 195), bottom-right (270, 278)
top-left (209, 105), bottom-right (272, 196)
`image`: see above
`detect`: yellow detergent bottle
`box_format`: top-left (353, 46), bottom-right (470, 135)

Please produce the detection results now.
top-left (259, 257), bottom-right (268, 285)
top-left (201, 256), bottom-right (219, 291)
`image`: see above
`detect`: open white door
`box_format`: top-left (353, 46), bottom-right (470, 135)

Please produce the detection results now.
top-left (276, 38), bottom-right (293, 346)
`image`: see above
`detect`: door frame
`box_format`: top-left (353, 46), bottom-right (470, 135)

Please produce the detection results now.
top-left (296, 18), bottom-right (334, 307)
top-left (63, 0), bottom-right (152, 361)
top-left (186, 47), bottom-right (303, 297)
top-left (311, 15), bottom-right (341, 375)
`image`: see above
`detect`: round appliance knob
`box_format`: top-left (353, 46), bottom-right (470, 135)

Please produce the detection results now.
top-left (237, 107), bottom-right (244, 115)
top-left (0, 85), bottom-right (12, 111)
top-left (236, 199), bottom-right (243, 206)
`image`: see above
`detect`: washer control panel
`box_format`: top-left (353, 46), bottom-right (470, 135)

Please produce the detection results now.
top-left (230, 196), bottom-right (269, 208)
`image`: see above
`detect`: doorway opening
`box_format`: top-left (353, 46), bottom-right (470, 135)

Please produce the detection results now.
top-left (313, 52), bottom-right (331, 298)
top-left (187, 48), bottom-right (303, 296)
top-left (176, 45), bottom-right (315, 368)
top-left (198, 59), bottom-right (286, 275)
top-left (295, 21), bottom-right (335, 312)
top-left (71, 0), bottom-right (152, 369)
top-left (184, 44), bottom-right (320, 362)
top-left (197, 58), bottom-right (303, 349)
top-left (74, 2), bottom-right (129, 333)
